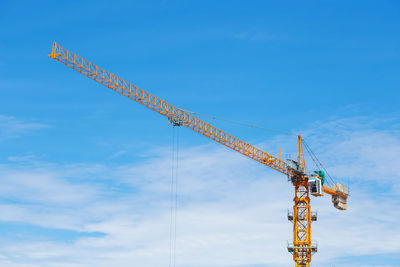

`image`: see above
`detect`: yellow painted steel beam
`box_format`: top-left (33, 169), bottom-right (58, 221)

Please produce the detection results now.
top-left (292, 182), bottom-right (312, 266)
top-left (322, 186), bottom-right (348, 199)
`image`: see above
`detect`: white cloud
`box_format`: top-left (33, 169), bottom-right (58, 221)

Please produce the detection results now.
top-left (0, 117), bottom-right (399, 266)
top-left (107, 150), bottom-right (127, 160)
top-left (0, 115), bottom-right (48, 141)
top-left (301, 117), bottom-right (400, 184)
top-left (7, 153), bottom-right (38, 162)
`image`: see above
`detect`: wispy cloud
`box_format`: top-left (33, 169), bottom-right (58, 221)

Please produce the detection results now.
top-left (0, 115), bottom-right (48, 141)
top-left (107, 150), bottom-right (127, 160)
top-left (8, 153), bottom-right (38, 162)
top-left (0, 116), bottom-right (399, 266)
top-left (231, 31), bottom-right (289, 42)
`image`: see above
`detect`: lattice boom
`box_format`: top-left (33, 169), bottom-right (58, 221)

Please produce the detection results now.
top-left (49, 42), bottom-right (294, 177)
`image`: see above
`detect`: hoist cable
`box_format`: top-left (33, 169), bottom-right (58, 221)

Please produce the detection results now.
top-left (169, 125), bottom-right (180, 267)
top-left (169, 127), bottom-right (175, 267)
top-left (302, 139), bottom-right (336, 186)
top-left (183, 109), bottom-right (297, 136)
top-left (303, 140), bottom-right (334, 186)
top-left (173, 126), bottom-right (179, 267)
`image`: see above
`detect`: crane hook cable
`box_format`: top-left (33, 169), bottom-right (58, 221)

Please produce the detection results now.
top-left (169, 126), bottom-right (180, 267)
top-left (174, 127), bottom-right (179, 267)
top-left (169, 127), bottom-right (175, 267)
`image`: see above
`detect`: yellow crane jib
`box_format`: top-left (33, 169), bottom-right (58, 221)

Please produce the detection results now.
top-left (49, 42), bottom-right (348, 267)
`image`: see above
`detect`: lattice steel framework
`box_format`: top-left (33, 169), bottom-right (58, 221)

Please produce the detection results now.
top-left (48, 42), bottom-right (346, 266)
top-left (293, 182), bottom-right (312, 266)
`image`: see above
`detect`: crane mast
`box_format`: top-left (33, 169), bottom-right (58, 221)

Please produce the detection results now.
top-left (49, 42), bottom-right (348, 267)
top-left (289, 136), bottom-right (315, 266)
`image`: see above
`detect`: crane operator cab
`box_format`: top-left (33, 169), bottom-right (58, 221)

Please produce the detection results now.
top-left (309, 171), bottom-right (325, 197)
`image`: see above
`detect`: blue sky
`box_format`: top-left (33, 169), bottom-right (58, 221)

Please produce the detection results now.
top-left (0, 0), bottom-right (400, 266)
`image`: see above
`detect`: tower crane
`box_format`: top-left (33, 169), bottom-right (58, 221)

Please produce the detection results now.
top-left (48, 42), bottom-right (348, 267)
